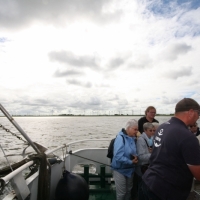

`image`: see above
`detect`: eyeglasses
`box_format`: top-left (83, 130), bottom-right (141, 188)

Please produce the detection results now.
top-left (194, 110), bottom-right (200, 116)
top-left (190, 125), bottom-right (197, 128)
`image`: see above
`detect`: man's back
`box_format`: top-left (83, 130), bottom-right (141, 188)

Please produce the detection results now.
top-left (143, 117), bottom-right (200, 200)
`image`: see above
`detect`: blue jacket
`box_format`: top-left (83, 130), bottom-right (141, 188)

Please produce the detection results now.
top-left (111, 129), bottom-right (137, 177)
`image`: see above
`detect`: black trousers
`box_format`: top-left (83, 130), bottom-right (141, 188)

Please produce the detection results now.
top-left (140, 180), bottom-right (161, 200)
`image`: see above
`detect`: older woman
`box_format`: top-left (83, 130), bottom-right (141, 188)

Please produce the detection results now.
top-left (136, 122), bottom-right (155, 176)
top-left (111, 119), bottom-right (138, 200)
top-left (136, 122), bottom-right (156, 200)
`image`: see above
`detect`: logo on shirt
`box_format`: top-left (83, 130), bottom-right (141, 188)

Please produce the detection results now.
top-left (158, 129), bottom-right (163, 136)
top-left (154, 128), bottom-right (163, 148)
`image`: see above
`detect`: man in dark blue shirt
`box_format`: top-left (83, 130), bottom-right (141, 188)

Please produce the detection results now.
top-left (141, 98), bottom-right (200, 200)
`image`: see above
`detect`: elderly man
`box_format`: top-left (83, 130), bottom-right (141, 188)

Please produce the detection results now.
top-left (141, 98), bottom-right (200, 200)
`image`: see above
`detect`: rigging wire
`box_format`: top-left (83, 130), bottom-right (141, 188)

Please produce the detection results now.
top-left (0, 143), bottom-right (13, 172)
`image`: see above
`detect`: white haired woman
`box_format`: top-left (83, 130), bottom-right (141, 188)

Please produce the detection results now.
top-left (111, 119), bottom-right (138, 200)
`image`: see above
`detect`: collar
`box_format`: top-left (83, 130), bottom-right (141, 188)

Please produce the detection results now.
top-left (122, 128), bottom-right (127, 135)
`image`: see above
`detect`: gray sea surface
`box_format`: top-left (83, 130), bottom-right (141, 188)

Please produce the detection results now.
top-left (0, 115), bottom-right (187, 169)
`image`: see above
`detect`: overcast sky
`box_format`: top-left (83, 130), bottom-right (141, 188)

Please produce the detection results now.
top-left (0, 0), bottom-right (200, 115)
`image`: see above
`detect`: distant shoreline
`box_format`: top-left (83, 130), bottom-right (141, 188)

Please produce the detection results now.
top-left (0, 114), bottom-right (174, 117)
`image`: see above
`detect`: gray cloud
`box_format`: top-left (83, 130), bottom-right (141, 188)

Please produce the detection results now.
top-left (19, 98), bottom-right (51, 107)
top-left (162, 43), bottom-right (192, 61)
top-left (128, 55), bottom-right (152, 69)
top-left (0, 0), bottom-right (122, 30)
top-left (160, 97), bottom-right (180, 105)
top-left (53, 69), bottom-right (83, 77)
top-left (49, 51), bottom-right (98, 68)
top-left (163, 66), bottom-right (192, 79)
top-left (68, 97), bottom-right (101, 110)
top-left (67, 79), bottom-right (92, 88)
top-left (108, 58), bottom-right (125, 69)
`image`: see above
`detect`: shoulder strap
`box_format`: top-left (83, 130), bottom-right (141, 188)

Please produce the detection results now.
top-left (142, 137), bottom-right (149, 148)
top-left (121, 135), bottom-right (125, 144)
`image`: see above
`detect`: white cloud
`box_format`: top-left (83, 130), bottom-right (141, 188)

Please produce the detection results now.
top-left (0, 0), bottom-right (200, 115)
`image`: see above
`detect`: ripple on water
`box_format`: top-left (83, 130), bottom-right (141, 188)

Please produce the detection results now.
top-left (0, 116), bottom-right (174, 168)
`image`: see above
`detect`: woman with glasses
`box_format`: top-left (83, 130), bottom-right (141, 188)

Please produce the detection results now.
top-left (136, 122), bottom-right (155, 174)
top-left (138, 106), bottom-right (159, 134)
top-left (135, 122), bottom-right (156, 200)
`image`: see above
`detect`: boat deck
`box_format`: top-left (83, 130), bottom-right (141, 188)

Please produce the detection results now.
top-left (78, 164), bottom-right (116, 200)
top-left (89, 183), bottom-right (116, 200)
top-left (187, 180), bottom-right (200, 200)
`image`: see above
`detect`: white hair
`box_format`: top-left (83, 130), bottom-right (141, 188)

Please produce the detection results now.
top-left (143, 122), bottom-right (154, 131)
top-left (125, 119), bottom-right (138, 130)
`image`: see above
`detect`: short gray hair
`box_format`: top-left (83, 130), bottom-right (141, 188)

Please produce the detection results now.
top-left (152, 122), bottom-right (159, 129)
top-left (143, 122), bottom-right (154, 131)
top-left (125, 119), bottom-right (138, 130)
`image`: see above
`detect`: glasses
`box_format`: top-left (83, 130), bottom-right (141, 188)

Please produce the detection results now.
top-left (190, 125), bottom-right (197, 128)
top-left (194, 110), bottom-right (200, 116)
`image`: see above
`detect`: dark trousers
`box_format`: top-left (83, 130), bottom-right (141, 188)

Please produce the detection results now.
top-left (131, 173), bottom-right (145, 200)
top-left (140, 180), bottom-right (161, 200)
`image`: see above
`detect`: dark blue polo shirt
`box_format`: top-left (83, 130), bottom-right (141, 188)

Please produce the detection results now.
top-left (143, 117), bottom-right (200, 200)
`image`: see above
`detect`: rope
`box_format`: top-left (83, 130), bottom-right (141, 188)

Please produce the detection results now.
top-left (68, 151), bottom-right (136, 170)
top-left (0, 144), bottom-right (13, 172)
top-left (0, 124), bottom-right (28, 143)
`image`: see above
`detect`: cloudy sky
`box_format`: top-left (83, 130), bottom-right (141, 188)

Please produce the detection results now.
top-left (0, 0), bottom-right (200, 115)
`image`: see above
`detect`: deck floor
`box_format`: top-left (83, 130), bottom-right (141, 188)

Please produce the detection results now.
top-left (187, 180), bottom-right (200, 200)
top-left (89, 183), bottom-right (116, 200)
top-left (89, 193), bottom-right (116, 200)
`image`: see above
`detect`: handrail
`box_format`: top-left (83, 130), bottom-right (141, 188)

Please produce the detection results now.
top-left (1, 140), bottom-right (109, 182)
top-left (67, 139), bottom-right (109, 146)
top-left (45, 139), bottom-right (109, 155)
top-left (0, 161), bottom-right (34, 183)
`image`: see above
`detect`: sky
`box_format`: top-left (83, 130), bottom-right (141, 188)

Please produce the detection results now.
top-left (0, 0), bottom-right (200, 116)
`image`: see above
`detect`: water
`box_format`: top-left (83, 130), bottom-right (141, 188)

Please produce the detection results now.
top-left (0, 116), bottom-right (173, 168)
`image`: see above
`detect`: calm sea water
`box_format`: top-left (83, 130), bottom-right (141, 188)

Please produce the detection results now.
top-left (0, 115), bottom-right (194, 168)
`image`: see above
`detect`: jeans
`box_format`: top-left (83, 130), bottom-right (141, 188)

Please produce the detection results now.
top-left (140, 180), bottom-right (161, 200)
